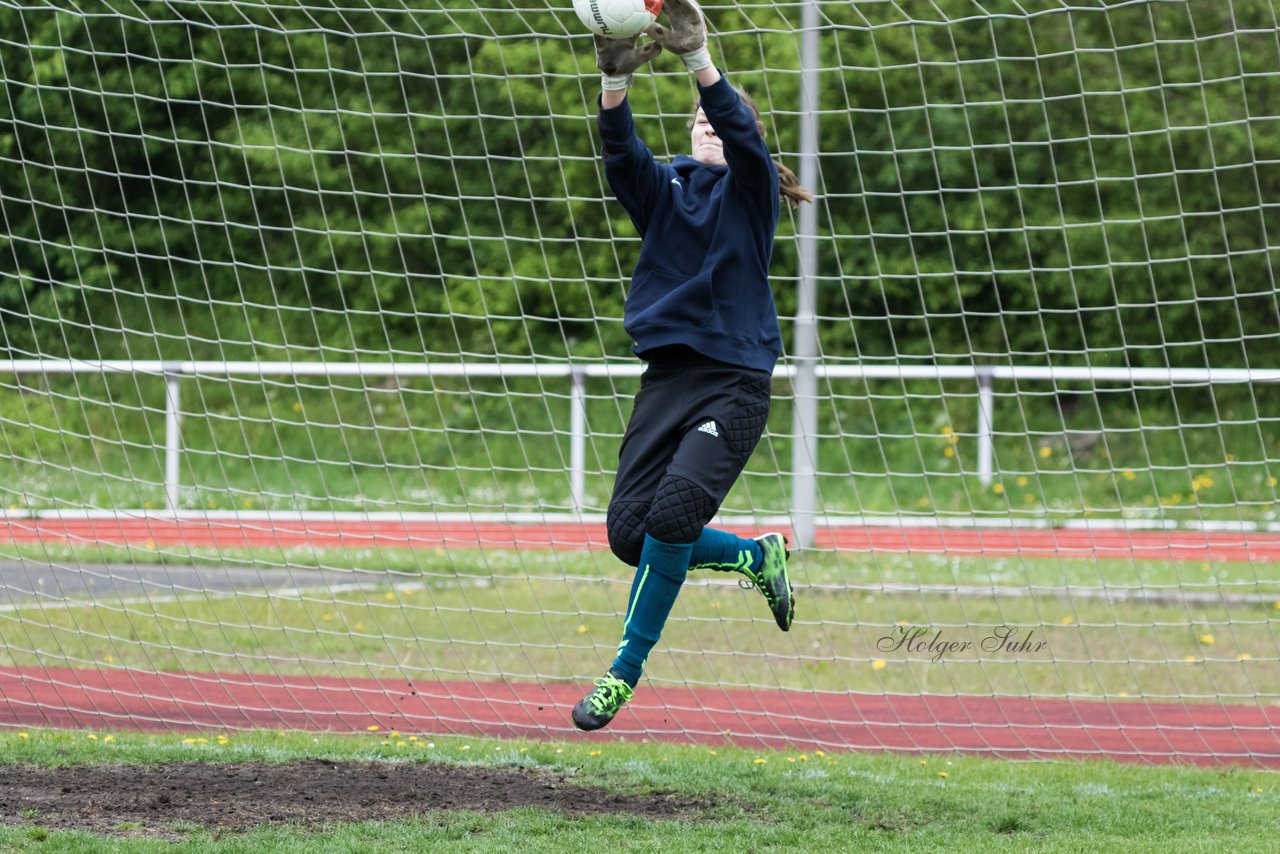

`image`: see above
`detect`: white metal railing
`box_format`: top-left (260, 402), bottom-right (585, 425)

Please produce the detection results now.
top-left (5, 360), bottom-right (1279, 545)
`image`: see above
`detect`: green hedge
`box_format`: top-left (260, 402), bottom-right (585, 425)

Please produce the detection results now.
top-left (2, 1), bottom-right (1276, 368)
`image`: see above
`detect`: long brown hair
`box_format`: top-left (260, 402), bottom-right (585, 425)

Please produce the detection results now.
top-left (691, 86), bottom-right (814, 209)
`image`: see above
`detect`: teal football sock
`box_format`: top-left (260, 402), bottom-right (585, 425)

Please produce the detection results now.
top-left (688, 526), bottom-right (763, 575)
top-left (610, 534), bottom-right (693, 687)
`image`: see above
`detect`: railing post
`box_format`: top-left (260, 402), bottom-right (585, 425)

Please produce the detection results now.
top-left (790, 0), bottom-right (821, 550)
top-left (164, 365), bottom-right (182, 512)
top-left (977, 367), bottom-right (994, 486)
top-left (569, 367), bottom-right (586, 514)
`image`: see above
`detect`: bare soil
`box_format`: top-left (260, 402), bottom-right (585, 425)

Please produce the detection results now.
top-left (0, 759), bottom-right (714, 838)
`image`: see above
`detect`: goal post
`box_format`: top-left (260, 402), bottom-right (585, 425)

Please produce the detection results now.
top-left (1, 0), bottom-right (1278, 764)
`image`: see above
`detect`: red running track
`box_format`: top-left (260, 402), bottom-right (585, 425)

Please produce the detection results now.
top-left (1, 667), bottom-right (1277, 768)
top-left (6, 517), bottom-right (1280, 562)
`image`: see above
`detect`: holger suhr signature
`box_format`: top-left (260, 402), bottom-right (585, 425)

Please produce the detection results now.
top-left (876, 625), bottom-right (1049, 663)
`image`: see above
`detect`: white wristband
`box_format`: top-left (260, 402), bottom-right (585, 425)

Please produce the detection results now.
top-left (679, 47), bottom-right (713, 72)
top-left (601, 72), bottom-right (632, 91)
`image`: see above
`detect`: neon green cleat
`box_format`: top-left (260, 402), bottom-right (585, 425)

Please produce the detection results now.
top-left (571, 672), bottom-right (634, 731)
top-left (747, 533), bottom-right (794, 631)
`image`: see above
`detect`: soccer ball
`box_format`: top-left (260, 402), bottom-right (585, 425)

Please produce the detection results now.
top-left (573, 0), bottom-right (663, 40)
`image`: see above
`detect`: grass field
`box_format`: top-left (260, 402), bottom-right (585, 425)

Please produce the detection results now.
top-left (0, 727), bottom-right (1276, 851)
top-left (3, 543), bottom-right (1278, 701)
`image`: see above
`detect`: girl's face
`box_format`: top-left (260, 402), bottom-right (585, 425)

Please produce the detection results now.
top-left (689, 109), bottom-right (726, 166)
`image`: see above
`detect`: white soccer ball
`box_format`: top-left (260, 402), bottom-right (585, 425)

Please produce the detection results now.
top-left (573, 0), bottom-right (662, 40)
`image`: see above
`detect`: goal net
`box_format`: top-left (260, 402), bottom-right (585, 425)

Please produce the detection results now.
top-left (1, 0), bottom-right (1277, 764)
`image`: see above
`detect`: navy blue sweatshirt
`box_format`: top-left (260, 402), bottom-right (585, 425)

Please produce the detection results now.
top-left (597, 73), bottom-right (782, 374)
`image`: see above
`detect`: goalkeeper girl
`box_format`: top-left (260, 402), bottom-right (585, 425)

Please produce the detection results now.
top-left (573, 0), bottom-right (813, 731)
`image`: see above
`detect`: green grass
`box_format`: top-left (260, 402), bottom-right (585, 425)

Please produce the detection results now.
top-left (0, 728), bottom-right (1276, 852)
top-left (2, 543), bottom-right (1278, 700)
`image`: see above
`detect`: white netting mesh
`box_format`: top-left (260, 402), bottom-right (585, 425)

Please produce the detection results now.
top-left (0, 0), bottom-right (1277, 763)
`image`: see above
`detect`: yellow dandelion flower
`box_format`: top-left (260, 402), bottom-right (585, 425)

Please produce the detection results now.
top-left (292, 401), bottom-right (302, 412)
top-left (384, 592), bottom-right (395, 601)
top-left (786, 757), bottom-right (796, 763)
top-left (944, 447), bottom-right (955, 458)
top-left (354, 623), bottom-right (365, 631)
top-left (938, 772), bottom-right (949, 778)
top-left (577, 624), bottom-right (588, 634)
top-left (1122, 469), bottom-right (1136, 481)
top-left (1060, 615), bottom-right (1074, 625)
top-left (86, 734), bottom-right (98, 741)
top-left (1016, 476), bottom-right (1028, 487)
top-left (815, 751), bottom-right (825, 757)
top-left (872, 659), bottom-right (887, 671)
top-left (920, 760), bottom-right (928, 766)
top-left (103, 736), bottom-right (114, 743)
top-left (17, 732), bottom-right (28, 739)
top-left (1201, 564), bottom-right (1211, 573)
top-left (1237, 653), bottom-right (1252, 661)
top-left (753, 758), bottom-right (767, 764)
top-left (1200, 634), bottom-right (1215, 645)
top-left (992, 483), bottom-right (1004, 494)
top-left (367, 725), bottom-right (381, 732)
top-left (942, 426), bottom-right (953, 435)
top-left (1118, 691), bottom-right (1129, 698)
top-left (1270, 477), bottom-right (1278, 488)
top-left (708, 750), bottom-right (717, 756)
top-left (1184, 655), bottom-right (1199, 663)
top-left (1039, 446), bottom-right (1051, 458)
top-left (798, 754), bottom-right (808, 761)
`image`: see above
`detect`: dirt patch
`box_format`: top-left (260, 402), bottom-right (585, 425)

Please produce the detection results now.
top-left (0, 759), bottom-right (713, 837)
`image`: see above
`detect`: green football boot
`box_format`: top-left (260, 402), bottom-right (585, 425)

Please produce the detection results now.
top-left (571, 672), bottom-right (634, 731)
top-left (746, 533), bottom-right (794, 631)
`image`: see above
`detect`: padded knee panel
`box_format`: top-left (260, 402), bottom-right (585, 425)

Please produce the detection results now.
top-left (606, 501), bottom-right (648, 567)
top-left (644, 475), bottom-right (717, 545)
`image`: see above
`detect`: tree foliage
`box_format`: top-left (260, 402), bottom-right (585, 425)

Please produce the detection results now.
top-left (2, 0), bottom-right (1276, 367)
